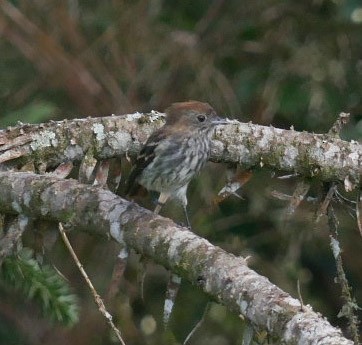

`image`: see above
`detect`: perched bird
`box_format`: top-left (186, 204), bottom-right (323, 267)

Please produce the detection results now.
top-left (125, 100), bottom-right (227, 226)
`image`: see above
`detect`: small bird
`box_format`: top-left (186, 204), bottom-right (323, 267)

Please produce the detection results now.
top-left (125, 100), bottom-right (227, 226)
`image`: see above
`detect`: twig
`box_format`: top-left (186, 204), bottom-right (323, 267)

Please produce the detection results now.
top-left (183, 302), bottom-right (211, 345)
top-left (163, 273), bottom-right (181, 327)
top-left (242, 321), bottom-right (254, 345)
top-left (137, 257), bottom-right (147, 301)
top-left (328, 112), bottom-right (350, 137)
top-left (106, 248), bottom-right (128, 302)
top-left (335, 189), bottom-right (356, 206)
top-left (316, 184), bottom-right (336, 222)
top-left (277, 173), bottom-right (300, 179)
top-left (285, 180), bottom-right (310, 217)
top-left (58, 223), bottom-right (127, 345)
top-left (297, 279), bottom-right (304, 312)
top-left (0, 215), bottom-right (29, 266)
top-left (327, 205), bottom-right (360, 344)
top-left (356, 190), bottom-right (362, 237)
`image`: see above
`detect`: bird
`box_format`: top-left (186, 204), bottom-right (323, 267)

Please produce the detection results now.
top-left (125, 100), bottom-right (227, 227)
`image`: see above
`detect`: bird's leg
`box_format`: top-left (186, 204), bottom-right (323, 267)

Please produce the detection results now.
top-left (175, 185), bottom-right (192, 229)
top-left (154, 192), bottom-right (170, 214)
top-left (154, 203), bottom-right (163, 215)
top-left (182, 203), bottom-right (192, 230)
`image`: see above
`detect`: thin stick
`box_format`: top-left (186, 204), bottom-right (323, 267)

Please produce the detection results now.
top-left (58, 223), bottom-right (126, 345)
top-left (327, 207), bottom-right (360, 344)
top-left (356, 190), bottom-right (362, 237)
top-left (297, 279), bottom-right (304, 312)
top-left (183, 302), bottom-right (211, 344)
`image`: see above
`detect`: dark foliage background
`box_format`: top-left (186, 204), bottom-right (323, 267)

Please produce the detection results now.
top-left (1, 1), bottom-right (362, 344)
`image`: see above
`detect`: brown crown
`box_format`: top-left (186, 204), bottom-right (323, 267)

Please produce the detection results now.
top-left (165, 101), bottom-right (215, 124)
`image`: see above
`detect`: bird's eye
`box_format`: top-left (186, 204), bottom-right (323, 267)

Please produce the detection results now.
top-left (197, 115), bottom-right (206, 122)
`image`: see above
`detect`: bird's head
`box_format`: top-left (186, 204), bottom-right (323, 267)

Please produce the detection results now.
top-left (165, 101), bottom-right (227, 131)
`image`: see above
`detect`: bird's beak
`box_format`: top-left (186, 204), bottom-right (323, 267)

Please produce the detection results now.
top-left (212, 116), bottom-right (229, 125)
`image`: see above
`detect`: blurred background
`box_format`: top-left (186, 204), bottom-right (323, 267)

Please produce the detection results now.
top-left (1, 0), bottom-right (362, 344)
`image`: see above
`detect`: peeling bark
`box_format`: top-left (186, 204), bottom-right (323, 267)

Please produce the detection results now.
top-left (0, 113), bottom-right (361, 187)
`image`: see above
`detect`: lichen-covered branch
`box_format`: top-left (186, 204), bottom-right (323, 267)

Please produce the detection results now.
top-left (0, 171), bottom-right (352, 345)
top-left (0, 112), bottom-right (361, 187)
top-left (0, 112), bottom-right (165, 170)
top-left (0, 214), bottom-right (29, 265)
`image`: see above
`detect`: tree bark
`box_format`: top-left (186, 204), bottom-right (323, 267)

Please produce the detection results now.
top-left (0, 171), bottom-right (353, 345)
top-left (0, 113), bottom-right (361, 187)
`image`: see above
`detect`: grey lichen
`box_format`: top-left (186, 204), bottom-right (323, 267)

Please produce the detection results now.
top-left (30, 130), bottom-right (58, 150)
top-left (281, 146), bottom-right (299, 169)
top-left (64, 145), bottom-right (84, 161)
top-left (107, 130), bottom-right (132, 152)
top-left (92, 123), bottom-right (106, 142)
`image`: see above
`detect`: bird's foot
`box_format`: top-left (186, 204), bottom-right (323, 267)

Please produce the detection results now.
top-left (177, 221), bottom-right (192, 230)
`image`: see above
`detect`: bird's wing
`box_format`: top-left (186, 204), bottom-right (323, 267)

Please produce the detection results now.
top-left (125, 129), bottom-right (167, 196)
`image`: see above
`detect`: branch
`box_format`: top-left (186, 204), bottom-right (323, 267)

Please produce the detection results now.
top-left (58, 223), bottom-right (126, 345)
top-left (0, 112), bottom-right (361, 187)
top-left (0, 171), bottom-right (352, 345)
top-left (0, 214), bottom-right (29, 265)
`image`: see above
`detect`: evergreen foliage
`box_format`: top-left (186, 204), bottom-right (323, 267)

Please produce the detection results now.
top-left (1, 248), bottom-right (79, 326)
